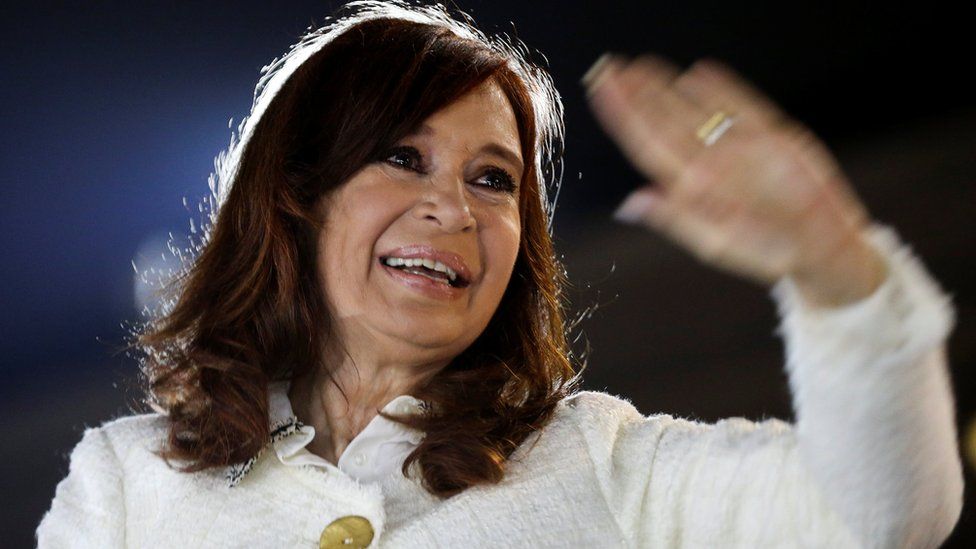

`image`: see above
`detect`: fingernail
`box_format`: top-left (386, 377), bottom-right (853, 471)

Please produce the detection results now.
top-left (613, 191), bottom-right (658, 224)
top-left (581, 52), bottom-right (617, 94)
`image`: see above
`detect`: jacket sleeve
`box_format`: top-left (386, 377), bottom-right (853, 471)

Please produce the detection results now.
top-left (768, 222), bottom-right (964, 547)
top-left (573, 222), bottom-right (963, 548)
top-left (36, 425), bottom-right (127, 548)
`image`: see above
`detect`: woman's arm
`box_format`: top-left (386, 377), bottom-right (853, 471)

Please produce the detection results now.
top-left (36, 426), bottom-right (127, 548)
top-left (770, 221), bottom-right (962, 546)
top-left (569, 221), bottom-right (961, 547)
top-left (578, 52), bottom-right (963, 547)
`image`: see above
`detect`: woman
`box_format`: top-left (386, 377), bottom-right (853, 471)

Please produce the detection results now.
top-left (37, 1), bottom-right (963, 547)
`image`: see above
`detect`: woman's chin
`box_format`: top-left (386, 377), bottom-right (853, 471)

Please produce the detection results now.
top-left (393, 321), bottom-right (472, 350)
top-left (371, 311), bottom-right (482, 355)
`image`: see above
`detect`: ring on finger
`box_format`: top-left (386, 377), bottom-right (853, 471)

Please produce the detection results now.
top-left (695, 110), bottom-right (736, 146)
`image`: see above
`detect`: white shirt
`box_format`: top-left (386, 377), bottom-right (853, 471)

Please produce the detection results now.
top-left (262, 380), bottom-right (428, 485)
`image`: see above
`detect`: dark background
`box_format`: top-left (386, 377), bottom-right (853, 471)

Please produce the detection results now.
top-left (2, 1), bottom-right (973, 546)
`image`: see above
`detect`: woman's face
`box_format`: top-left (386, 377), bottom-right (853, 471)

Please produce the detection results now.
top-left (316, 78), bottom-right (524, 364)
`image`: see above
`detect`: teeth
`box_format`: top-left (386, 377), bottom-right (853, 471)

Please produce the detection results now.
top-left (383, 256), bottom-right (459, 283)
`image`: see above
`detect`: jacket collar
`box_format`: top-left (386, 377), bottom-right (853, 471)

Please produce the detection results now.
top-left (225, 380), bottom-right (428, 487)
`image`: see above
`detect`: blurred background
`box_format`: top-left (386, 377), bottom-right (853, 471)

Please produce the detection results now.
top-left (2, 0), bottom-right (972, 546)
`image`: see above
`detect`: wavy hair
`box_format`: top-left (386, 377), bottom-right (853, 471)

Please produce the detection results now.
top-left (131, 0), bottom-right (582, 498)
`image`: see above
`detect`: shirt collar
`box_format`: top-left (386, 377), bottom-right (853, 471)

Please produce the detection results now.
top-left (225, 380), bottom-right (428, 487)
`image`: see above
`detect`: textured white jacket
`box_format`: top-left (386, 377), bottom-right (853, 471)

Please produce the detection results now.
top-left (36, 223), bottom-right (963, 548)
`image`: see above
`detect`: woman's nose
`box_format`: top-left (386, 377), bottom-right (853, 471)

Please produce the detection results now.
top-left (414, 180), bottom-right (476, 233)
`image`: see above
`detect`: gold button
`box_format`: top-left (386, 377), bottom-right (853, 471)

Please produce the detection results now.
top-left (319, 515), bottom-right (374, 549)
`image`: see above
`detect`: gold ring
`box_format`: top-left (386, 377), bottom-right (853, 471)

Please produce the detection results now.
top-left (695, 110), bottom-right (735, 146)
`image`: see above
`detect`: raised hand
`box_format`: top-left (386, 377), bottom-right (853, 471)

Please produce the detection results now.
top-left (581, 53), bottom-right (888, 307)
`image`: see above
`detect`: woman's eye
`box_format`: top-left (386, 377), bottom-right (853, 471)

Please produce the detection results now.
top-left (476, 168), bottom-right (518, 194)
top-left (383, 146), bottom-right (421, 171)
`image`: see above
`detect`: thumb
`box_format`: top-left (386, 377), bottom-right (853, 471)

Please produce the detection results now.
top-left (612, 185), bottom-right (671, 228)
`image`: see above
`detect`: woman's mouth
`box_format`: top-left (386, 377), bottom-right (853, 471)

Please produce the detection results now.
top-left (379, 256), bottom-right (468, 288)
top-left (378, 257), bottom-right (470, 299)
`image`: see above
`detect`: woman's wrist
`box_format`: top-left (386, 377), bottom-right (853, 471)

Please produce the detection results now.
top-left (789, 231), bottom-right (890, 309)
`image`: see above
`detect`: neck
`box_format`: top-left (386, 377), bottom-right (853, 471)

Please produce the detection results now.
top-left (288, 337), bottom-right (446, 465)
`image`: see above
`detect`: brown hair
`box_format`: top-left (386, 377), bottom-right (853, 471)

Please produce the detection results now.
top-left (132, 1), bottom-right (582, 498)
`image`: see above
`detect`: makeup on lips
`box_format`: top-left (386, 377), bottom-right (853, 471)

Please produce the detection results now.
top-left (378, 245), bottom-right (473, 298)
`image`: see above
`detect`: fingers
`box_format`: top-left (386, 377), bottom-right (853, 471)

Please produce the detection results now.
top-left (614, 184), bottom-right (771, 279)
top-left (587, 52), bottom-right (876, 288)
top-left (672, 58), bottom-right (787, 131)
top-left (584, 54), bottom-right (706, 183)
top-left (671, 58), bottom-right (868, 223)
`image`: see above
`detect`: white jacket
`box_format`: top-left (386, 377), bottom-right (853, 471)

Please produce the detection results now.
top-left (36, 223), bottom-right (963, 548)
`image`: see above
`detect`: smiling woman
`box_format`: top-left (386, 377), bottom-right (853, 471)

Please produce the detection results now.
top-left (120, 2), bottom-right (576, 498)
top-left (318, 80), bottom-right (522, 353)
top-left (36, 0), bottom-right (964, 548)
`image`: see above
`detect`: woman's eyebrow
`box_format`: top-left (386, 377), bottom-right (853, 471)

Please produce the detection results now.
top-left (479, 143), bottom-right (524, 175)
top-left (408, 123), bottom-right (524, 174)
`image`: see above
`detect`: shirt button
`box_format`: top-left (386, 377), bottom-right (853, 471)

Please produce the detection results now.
top-left (319, 515), bottom-right (374, 549)
top-left (354, 452), bottom-right (368, 466)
